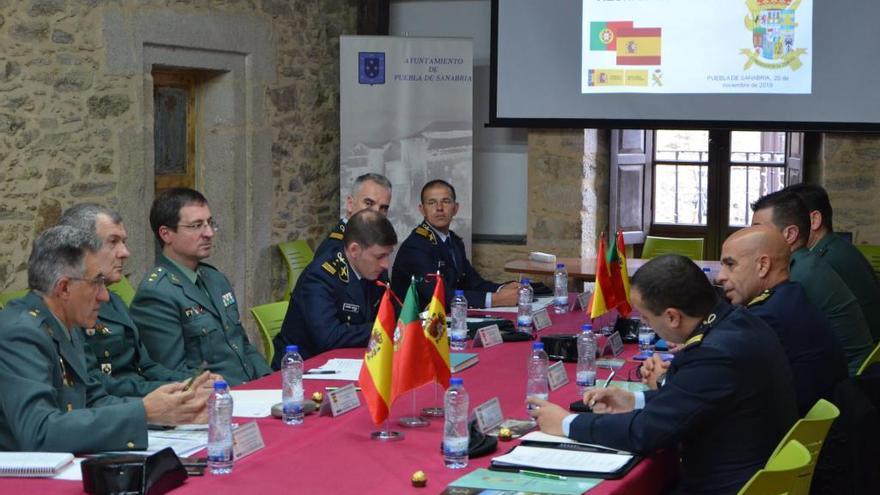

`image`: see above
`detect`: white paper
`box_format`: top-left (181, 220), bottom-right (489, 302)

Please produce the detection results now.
top-left (483, 296), bottom-right (556, 314)
top-left (53, 458), bottom-right (85, 481)
top-left (303, 358), bottom-right (363, 381)
top-left (230, 389), bottom-right (281, 417)
top-left (492, 445), bottom-right (632, 473)
top-left (520, 431), bottom-right (633, 454)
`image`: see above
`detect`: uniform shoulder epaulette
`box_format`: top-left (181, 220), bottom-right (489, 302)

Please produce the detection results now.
top-left (414, 223), bottom-right (438, 245)
top-left (144, 266), bottom-right (169, 284)
top-left (329, 231), bottom-right (344, 240)
top-left (746, 288), bottom-right (774, 307)
top-left (321, 261), bottom-right (336, 275)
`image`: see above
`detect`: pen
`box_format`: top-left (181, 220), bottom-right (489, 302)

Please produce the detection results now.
top-left (603, 368), bottom-right (617, 388)
top-left (183, 361), bottom-right (208, 391)
top-left (306, 370), bottom-right (339, 375)
top-left (324, 386), bottom-right (361, 391)
top-left (520, 470), bottom-right (567, 481)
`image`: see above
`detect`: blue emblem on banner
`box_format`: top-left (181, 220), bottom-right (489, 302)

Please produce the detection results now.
top-left (358, 52), bottom-right (385, 85)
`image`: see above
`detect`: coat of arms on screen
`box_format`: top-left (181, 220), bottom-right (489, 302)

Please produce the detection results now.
top-left (741, 0), bottom-right (806, 70)
top-left (358, 52), bottom-right (385, 85)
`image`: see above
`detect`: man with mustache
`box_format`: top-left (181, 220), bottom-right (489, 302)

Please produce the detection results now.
top-left (131, 188), bottom-right (271, 386)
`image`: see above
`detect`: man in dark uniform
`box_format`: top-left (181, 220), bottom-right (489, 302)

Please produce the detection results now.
top-left (131, 188), bottom-right (272, 386)
top-left (58, 204), bottom-right (196, 397)
top-left (528, 254), bottom-right (797, 495)
top-left (391, 179), bottom-right (519, 309)
top-left (273, 209), bottom-right (397, 365)
top-left (787, 183), bottom-right (880, 343)
top-left (0, 226), bottom-right (208, 452)
top-left (314, 172), bottom-right (392, 259)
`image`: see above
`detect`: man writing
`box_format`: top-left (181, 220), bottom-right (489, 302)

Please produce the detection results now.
top-left (273, 209), bottom-right (397, 364)
top-left (0, 226), bottom-right (208, 452)
top-left (528, 254), bottom-right (797, 494)
top-left (392, 179), bottom-right (519, 309)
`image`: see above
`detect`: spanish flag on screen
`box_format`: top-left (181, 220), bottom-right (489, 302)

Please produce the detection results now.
top-left (358, 287), bottom-right (395, 425)
top-left (616, 27), bottom-right (662, 66)
top-left (589, 21), bottom-right (633, 51)
top-left (424, 274), bottom-right (451, 388)
top-left (390, 280), bottom-right (435, 404)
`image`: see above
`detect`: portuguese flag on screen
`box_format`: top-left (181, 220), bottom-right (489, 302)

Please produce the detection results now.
top-left (589, 21), bottom-right (633, 51)
top-left (390, 280), bottom-right (435, 404)
top-left (358, 287), bottom-right (395, 425)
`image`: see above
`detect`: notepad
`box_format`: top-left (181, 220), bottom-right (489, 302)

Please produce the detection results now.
top-left (0, 452), bottom-right (74, 477)
top-left (492, 445), bottom-right (632, 474)
top-left (450, 352), bottom-right (479, 373)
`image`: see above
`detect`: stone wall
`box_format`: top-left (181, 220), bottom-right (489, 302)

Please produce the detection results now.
top-left (0, 0), bottom-right (357, 304)
top-left (817, 133), bottom-right (880, 244)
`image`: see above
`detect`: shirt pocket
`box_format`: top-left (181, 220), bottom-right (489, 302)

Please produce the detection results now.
top-left (182, 315), bottom-right (222, 366)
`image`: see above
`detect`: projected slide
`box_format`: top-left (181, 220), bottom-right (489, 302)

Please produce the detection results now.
top-left (581, 0), bottom-right (812, 94)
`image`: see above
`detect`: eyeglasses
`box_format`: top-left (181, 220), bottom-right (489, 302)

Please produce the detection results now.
top-left (423, 198), bottom-right (455, 209)
top-left (70, 274), bottom-right (107, 290)
top-left (176, 219), bottom-right (220, 233)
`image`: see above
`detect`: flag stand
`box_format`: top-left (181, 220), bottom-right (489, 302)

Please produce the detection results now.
top-left (371, 419), bottom-right (404, 441)
top-left (399, 392), bottom-right (430, 428)
top-left (420, 382), bottom-right (444, 417)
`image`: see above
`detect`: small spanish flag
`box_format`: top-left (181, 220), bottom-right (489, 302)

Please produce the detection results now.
top-left (616, 27), bottom-right (662, 66)
top-left (358, 286), bottom-right (395, 425)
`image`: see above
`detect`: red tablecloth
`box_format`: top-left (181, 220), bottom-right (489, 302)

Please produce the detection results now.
top-left (1, 307), bottom-right (677, 494)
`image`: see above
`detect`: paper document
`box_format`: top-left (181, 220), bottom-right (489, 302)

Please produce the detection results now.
top-left (147, 429), bottom-right (207, 457)
top-left (53, 458), bottom-right (85, 481)
top-left (303, 358), bottom-right (362, 381)
top-left (493, 445), bottom-right (632, 474)
top-left (230, 389), bottom-right (280, 417)
top-left (520, 431), bottom-right (632, 454)
top-left (485, 296), bottom-right (555, 314)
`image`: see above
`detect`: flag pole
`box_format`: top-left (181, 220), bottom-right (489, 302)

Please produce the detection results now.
top-left (371, 418), bottom-right (404, 442)
top-left (421, 270), bottom-right (445, 418)
top-left (398, 276), bottom-right (431, 428)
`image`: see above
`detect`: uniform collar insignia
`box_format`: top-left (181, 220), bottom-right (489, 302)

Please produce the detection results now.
top-left (416, 221), bottom-right (438, 245)
top-left (746, 288), bottom-right (774, 307)
top-left (335, 251), bottom-right (350, 283)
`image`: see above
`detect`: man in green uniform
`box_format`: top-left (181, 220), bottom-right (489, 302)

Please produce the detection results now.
top-left (0, 226), bottom-right (208, 452)
top-left (752, 189), bottom-right (874, 375)
top-left (787, 183), bottom-right (880, 343)
top-left (59, 204), bottom-right (194, 397)
top-left (131, 188), bottom-right (272, 386)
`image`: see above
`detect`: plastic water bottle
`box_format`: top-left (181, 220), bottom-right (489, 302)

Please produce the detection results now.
top-left (553, 263), bottom-right (568, 314)
top-left (450, 290), bottom-right (468, 351)
top-left (443, 377), bottom-right (469, 469)
top-left (576, 324), bottom-right (597, 394)
top-left (281, 345), bottom-right (304, 425)
top-left (526, 342), bottom-right (550, 413)
top-left (517, 278), bottom-right (534, 334)
top-left (207, 380), bottom-right (234, 474)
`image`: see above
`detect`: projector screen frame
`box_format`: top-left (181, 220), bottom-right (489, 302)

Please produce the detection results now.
top-left (488, 0), bottom-right (880, 133)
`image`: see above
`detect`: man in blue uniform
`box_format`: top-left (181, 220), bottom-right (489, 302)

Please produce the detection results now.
top-left (716, 226), bottom-right (848, 415)
top-left (391, 179), bottom-right (519, 309)
top-left (528, 254), bottom-right (797, 495)
top-left (58, 204), bottom-right (193, 397)
top-left (273, 209), bottom-right (397, 365)
top-left (752, 189), bottom-right (873, 374)
top-left (0, 226), bottom-right (208, 452)
top-left (314, 173), bottom-right (392, 259)
top-left (131, 188), bottom-right (272, 386)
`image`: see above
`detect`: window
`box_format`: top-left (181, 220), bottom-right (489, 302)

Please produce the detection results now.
top-left (153, 70), bottom-right (199, 196)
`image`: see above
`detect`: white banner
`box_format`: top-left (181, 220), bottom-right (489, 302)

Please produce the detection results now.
top-left (340, 36), bottom-right (474, 255)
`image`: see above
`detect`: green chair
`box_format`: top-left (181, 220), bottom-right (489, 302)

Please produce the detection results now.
top-left (642, 236), bottom-right (705, 260)
top-left (250, 301), bottom-right (289, 365)
top-left (768, 399), bottom-right (840, 495)
top-left (108, 275), bottom-right (136, 307)
top-left (278, 240), bottom-right (314, 301)
top-left (856, 341), bottom-right (880, 376)
top-left (737, 440), bottom-right (812, 495)
top-left (855, 244), bottom-right (880, 273)
top-left (0, 288), bottom-right (29, 310)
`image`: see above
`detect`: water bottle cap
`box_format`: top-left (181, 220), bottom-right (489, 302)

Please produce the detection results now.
top-left (213, 380), bottom-right (228, 390)
top-left (521, 278), bottom-right (530, 285)
top-left (450, 377), bottom-right (463, 386)
top-left (286, 345), bottom-right (298, 354)
top-left (581, 324), bottom-right (593, 332)
top-left (454, 289), bottom-right (464, 296)
top-left (556, 263), bottom-right (565, 269)
top-left (532, 342), bottom-right (544, 350)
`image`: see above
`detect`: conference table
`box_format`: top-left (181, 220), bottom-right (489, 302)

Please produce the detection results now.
top-left (3, 306), bottom-right (677, 494)
top-left (504, 257), bottom-right (721, 283)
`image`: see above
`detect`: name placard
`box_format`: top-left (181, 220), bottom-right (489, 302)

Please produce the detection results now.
top-left (473, 324), bottom-right (503, 348)
top-left (473, 397), bottom-right (504, 434)
top-left (319, 383), bottom-right (361, 417)
top-left (232, 421), bottom-right (265, 460)
top-left (574, 291), bottom-right (592, 311)
top-left (533, 308), bottom-right (552, 332)
top-left (547, 361), bottom-right (569, 391)
top-left (604, 332), bottom-right (625, 356)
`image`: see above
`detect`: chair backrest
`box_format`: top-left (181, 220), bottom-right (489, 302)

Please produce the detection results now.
top-left (855, 244), bottom-right (880, 273)
top-left (738, 440), bottom-right (812, 495)
top-left (250, 301), bottom-right (289, 365)
top-left (642, 236), bottom-right (705, 260)
top-left (108, 276), bottom-right (136, 307)
top-left (769, 399), bottom-right (840, 495)
top-left (857, 341), bottom-right (880, 376)
top-left (0, 288), bottom-right (29, 310)
top-left (278, 240), bottom-right (314, 301)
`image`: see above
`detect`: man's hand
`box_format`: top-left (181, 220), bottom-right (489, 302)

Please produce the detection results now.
top-left (491, 282), bottom-right (521, 307)
top-left (639, 354), bottom-right (670, 390)
top-left (582, 387), bottom-right (635, 414)
top-left (525, 397), bottom-right (570, 436)
top-left (143, 379), bottom-right (209, 425)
